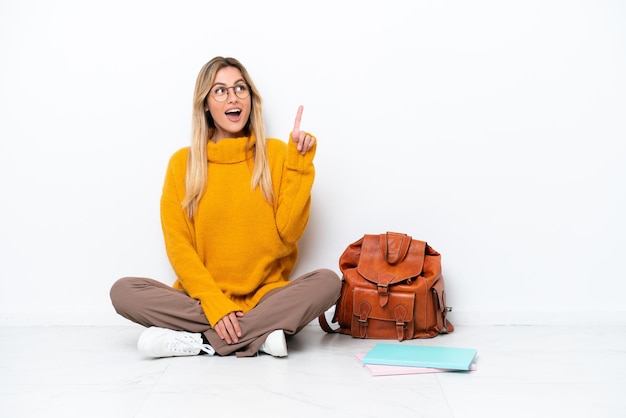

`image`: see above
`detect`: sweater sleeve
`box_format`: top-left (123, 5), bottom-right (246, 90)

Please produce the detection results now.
top-left (273, 134), bottom-right (316, 244)
top-left (160, 150), bottom-right (242, 326)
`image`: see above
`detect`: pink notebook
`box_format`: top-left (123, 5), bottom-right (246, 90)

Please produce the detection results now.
top-left (356, 353), bottom-right (477, 376)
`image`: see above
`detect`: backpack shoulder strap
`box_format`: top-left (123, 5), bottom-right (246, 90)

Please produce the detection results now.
top-left (318, 312), bottom-right (339, 333)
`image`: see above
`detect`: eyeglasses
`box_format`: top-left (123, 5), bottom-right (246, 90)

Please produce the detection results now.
top-left (209, 84), bottom-right (250, 102)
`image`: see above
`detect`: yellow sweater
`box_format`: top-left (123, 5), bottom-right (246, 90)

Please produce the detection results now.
top-left (160, 135), bottom-right (315, 326)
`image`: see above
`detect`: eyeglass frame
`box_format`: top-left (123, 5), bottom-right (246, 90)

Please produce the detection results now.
top-left (208, 83), bottom-right (251, 103)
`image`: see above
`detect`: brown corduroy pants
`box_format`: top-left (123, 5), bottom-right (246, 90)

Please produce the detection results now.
top-left (110, 268), bottom-right (341, 357)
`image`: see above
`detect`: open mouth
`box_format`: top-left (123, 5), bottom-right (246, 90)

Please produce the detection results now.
top-left (225, 109), bottom-right (241, 121)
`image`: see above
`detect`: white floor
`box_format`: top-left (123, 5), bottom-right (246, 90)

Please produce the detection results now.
top-left (0, 324), bottom-right (624, 418)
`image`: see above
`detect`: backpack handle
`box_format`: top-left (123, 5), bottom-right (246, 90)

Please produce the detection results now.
top-left (381, 232), bottom-right (412, 265)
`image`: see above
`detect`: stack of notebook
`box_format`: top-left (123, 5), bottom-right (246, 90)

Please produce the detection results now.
top-left (357, 343), bottom-right (478, 376)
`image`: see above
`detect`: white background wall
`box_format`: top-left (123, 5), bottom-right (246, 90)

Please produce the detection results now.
top-left (1, 0), bottom-right (624, 327)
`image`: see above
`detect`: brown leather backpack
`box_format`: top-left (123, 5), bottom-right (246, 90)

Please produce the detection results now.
top-left (319, 232), bottom-right (454, 341)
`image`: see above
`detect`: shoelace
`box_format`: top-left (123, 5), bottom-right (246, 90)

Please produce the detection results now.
top-left (168, 333), bottom-right (215, 356)
top-left (199, 344), bottom-right (215, 356)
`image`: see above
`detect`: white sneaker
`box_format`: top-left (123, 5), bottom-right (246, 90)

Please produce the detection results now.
top-left (259, 330), bottom-right (288, 357)
top-left (137, 327), bottom-right (215, 358)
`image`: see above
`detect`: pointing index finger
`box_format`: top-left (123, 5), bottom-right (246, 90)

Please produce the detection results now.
top-left (292, 105), bottom-right (304, 133)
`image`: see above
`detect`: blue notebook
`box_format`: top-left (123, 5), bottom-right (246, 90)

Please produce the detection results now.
top-left (361, 343), bottom-right (477, 371)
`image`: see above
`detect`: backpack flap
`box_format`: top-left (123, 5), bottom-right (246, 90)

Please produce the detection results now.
top-left (357, 232), bottom-right (426, 307)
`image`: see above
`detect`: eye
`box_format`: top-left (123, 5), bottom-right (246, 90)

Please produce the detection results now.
top-left (213, 86), bottom-right (226, 96)
top-left (234, 84), bottom-right (248, 94)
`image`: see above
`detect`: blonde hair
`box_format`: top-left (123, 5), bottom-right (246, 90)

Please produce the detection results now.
top-left (182, 57), bottom-right (273, 220)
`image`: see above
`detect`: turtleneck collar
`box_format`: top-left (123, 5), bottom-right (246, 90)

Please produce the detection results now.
top-left (206, 135), bottom-right (256, 163)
